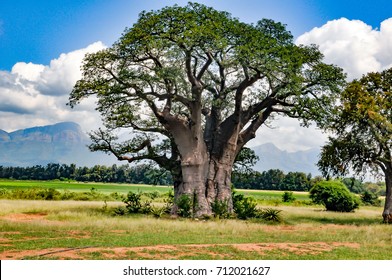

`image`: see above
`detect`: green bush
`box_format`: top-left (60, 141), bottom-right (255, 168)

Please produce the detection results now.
top-left (176, 194), bottom-right (193, 218)
top-left (150, 206), bottom-right (167, 218)
top-left (282, 191), bottom-right (296, 203)
top-left (309, 181), bottom-right (360, 212)
top-left (360, 191), bottom-right (381, 206)
top-left (123, 191), bottom-right (152, 214)
top-left (233, 193), bottom-right (258, 220)
top-left (211, 199), bottom-right (230, 219)
top-left (259, 208), bottom-right (282, 222)
top-left (163, 190), bottom-right (174, 214)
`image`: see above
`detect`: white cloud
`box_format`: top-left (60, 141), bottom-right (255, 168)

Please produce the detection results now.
top-left (296, 18), bottom-right (392, 80)
top-left (0, 42), bottom-right (106, 133)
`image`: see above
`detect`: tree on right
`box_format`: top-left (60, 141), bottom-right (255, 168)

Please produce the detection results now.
top-left (318, 68), bottom-right (392, 223)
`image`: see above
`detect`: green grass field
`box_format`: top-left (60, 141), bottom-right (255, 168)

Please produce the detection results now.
top-left (0, 179), bottom-right (311, 204)
top-left (0, 179), bottom-right (391, 260)
top-left (0, 179), bottom-right (171, 194)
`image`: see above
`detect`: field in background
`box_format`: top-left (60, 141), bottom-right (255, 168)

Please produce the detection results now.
top-left (0, 179), bottom-right (391, 260)
top-left (0, 179), bottom-right (311, 204)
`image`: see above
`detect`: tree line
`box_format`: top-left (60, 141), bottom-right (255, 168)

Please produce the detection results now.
top-left (0, 163), bottom-right (172, 186)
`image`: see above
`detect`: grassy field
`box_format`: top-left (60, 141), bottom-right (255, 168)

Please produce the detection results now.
top-left (0, 179), bottom-right (171, 194)
top-left (0, 179), bottom-right (391, 260)
top-left (0, 179), bottom-right (310, 204)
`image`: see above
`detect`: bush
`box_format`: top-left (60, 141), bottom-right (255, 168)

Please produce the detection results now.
top-left (233, 192), bottom-right (258, 219)
top-left (282, 191), bottom-right (296, 203)
top-left (163, 190), bottom-right (174, 214)
top-left (309, 181), bottom-right (359, 212)
top-left (361, 191), bottom-right (381, 206)
top-left (211, 199), bottom-right (230, 219)
top-left (176, 194), bottom-right (194, 218)
top-left (259, 208), bottom-right (282, 222)
top-left (123, 191), bottom-right (151, 214)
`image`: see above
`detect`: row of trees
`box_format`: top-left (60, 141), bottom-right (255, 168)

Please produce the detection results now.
top-left (0, 164), bottom-right (172, 185)
top-left (232, 169), bottom-right (313, 191)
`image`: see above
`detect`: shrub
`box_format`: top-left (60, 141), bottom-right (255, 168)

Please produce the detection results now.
top-left (361, 191), bottom-right (381, 206)
top-left (150, 206), bottom-right (167, 218)
top-left (123, 191), bottom-right (151, 214)
top-left (211, 199), bottom-right (230, 219)
top-left (143, 191), bottom-right (161, 200)
top-left (176, 194), bottom-right (194, 218)
top-left (259, 208), bottom-right (282, 222)
top-left (233, 193), bottom-right (258, 220)
top-left (309, 181), bottom-right (359, 212)
top-left (163, 190), bottom-right (174, 214)
top-left (282, 191), bottom-right (296, 203)
top-left (113, 206), bottom-right (127, 216)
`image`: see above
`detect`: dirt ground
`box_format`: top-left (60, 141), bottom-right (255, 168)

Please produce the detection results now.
top-left (0, 242), bottom-right (360, 260)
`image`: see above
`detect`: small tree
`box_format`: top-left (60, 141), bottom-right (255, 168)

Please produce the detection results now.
top-left (309, 181), bottom-right (359, 212)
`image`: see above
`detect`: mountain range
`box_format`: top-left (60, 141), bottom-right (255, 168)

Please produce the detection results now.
top-left (0, 122), bottom-right (321, 175)
top-left (0, 122), bottom-right (117, 167)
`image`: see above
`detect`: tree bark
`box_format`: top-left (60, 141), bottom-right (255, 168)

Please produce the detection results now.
top-left (170, 135), bottom-right (237, 217)
top-left (382, 165), bottom-right (392, 223)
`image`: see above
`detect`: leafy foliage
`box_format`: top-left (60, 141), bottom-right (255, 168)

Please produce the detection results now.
top-left (309, 181), bottom-right (359, 212)
top-left (317, 68), bottom-right (392, 222)
top-left (282, 191), bottom-right (296, 202)
top-left (360, 191), bottom-right (381, 207)
top-left (259, 208), bottom-right (282, 222)
top-left (318, 68), bottom-right (392, 178)
top-left (211, 198), bottom-right (231, 219)
top-left (232, 169), bottom-right (313, 191)
top-left (233, 192), bottom-right (259, 219)
top-left (123, 191), bottom-right (152, 214)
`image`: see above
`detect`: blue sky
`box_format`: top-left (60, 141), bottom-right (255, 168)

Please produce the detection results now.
top-left (1, 0), bottom-right (391, 71)
top-left (0, 0), bottom-right (392, 152)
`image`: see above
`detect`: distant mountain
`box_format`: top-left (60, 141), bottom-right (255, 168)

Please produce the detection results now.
top-left (0, 122), bottom-right (117, 167)
top-left (251, 143), bottom-right (321, 176)
top-left (0, 122), bottom-right (321, 174)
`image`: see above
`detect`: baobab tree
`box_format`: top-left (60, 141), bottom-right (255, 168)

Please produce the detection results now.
top-left (69, 3), bottom-right (345, 216)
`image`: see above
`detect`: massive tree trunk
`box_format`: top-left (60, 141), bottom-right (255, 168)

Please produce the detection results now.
top-left (171, 127), bottom-right (239, 217)
top-left (172, 152), bottom-right (235, 217)
top-left (382, 165), bottom-right (392, 223)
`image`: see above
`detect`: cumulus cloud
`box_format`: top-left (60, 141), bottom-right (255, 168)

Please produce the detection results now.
top-left (296, 18), bottom-right (392, 80)
top-left (0, 42), bottom-right (106, 132)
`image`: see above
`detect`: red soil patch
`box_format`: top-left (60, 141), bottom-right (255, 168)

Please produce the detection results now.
top-left (2, 213), bottom-right (48, 221)
top-left (0, 242), bottom-right (360, 260)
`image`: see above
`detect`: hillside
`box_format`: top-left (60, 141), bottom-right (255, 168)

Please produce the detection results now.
top-left (251, 143), bottom-right (321, 175)
top-left (0, 122), bottom-right (117, 167)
